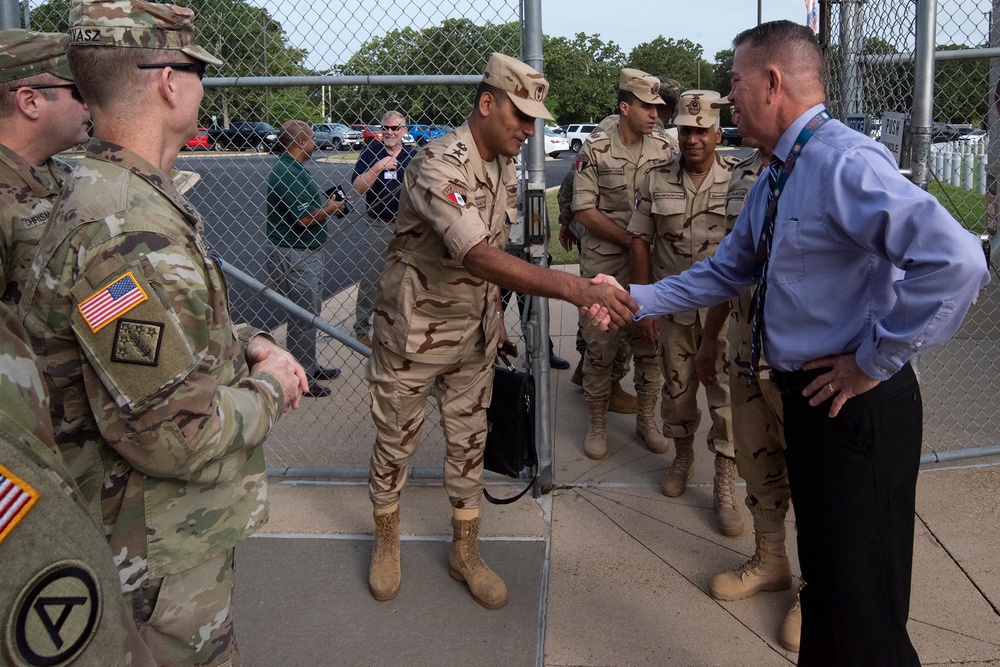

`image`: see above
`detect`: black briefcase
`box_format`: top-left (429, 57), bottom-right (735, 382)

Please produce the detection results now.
top-left (483, 356), bottom-right (537, 504)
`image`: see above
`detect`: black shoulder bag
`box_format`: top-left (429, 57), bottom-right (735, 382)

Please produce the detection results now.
top-left (483, 355), bottom-right (537, 504)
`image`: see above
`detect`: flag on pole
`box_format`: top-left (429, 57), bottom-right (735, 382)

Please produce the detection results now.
top-left (805, 0), bottom-right (820, 32)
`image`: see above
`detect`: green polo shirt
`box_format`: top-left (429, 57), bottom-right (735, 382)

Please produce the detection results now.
top-left (266, 153), bottom-right (328, 249)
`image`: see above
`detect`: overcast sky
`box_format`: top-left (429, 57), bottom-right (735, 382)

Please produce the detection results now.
top-left (540, 0), bottom-right (810, 61)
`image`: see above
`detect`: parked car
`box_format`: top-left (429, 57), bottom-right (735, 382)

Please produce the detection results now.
top-left (351, 123), bottom-right (382, 143)
top-left (402, 132), bottom-right (417, 147)
top-left (527, 127), bottom-right (570, 158)
top-left (208, 121), bottom-right (279, 152)
top-left (409, 123), bottom-right (448, 145)
top-left (184, 127), bottom-right (212, 151)
top-left (311, 123), bottom-right (364, 150)
top-left (959, 128), bottom-right (987, 145)
top-left (564, 123), bottom-right (598, 153)
top-left (720, 126), bottom-right (743, 146)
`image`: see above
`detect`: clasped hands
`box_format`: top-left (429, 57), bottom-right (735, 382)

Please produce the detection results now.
top-left (577, 274), bottom-right (638, 331)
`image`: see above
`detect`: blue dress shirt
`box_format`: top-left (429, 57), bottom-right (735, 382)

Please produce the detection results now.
top-left (631, 103), bottom-right (990, 380)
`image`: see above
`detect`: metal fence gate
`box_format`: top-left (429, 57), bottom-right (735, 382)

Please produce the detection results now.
top-left (14, 0), bottom-right (1000, 477)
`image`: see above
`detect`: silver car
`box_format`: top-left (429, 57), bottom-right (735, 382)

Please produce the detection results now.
top-left (311, 123), bottom-right (365, 150)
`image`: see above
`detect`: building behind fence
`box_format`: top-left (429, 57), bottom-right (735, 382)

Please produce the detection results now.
top-left (12, 0), bottom-right (1000, 477)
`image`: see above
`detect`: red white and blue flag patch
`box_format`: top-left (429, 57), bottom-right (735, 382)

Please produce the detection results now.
top-left (0, 464), bottom-right (39, 545)
top-left (575, 154), bottom-right (589, 173)
top-left (78, 272), bottom-right (148, 333)
top-left (446, 192), bottom-right (467, 207)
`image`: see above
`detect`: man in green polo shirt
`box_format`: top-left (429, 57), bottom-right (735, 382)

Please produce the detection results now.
top-left (267, 120), bottom-right (347, 397)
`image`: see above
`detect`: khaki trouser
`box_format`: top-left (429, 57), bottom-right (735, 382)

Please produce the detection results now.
top-left (579, 250), bottom-right (659, 400)
top-left (658, 315), bottom-right (734, 458)
top-left (730, 372), bottom-right (791, 532)
top-left (367, 342), bottom-right (493, 511)
top-left (128, 549), bottom-right (237, 667)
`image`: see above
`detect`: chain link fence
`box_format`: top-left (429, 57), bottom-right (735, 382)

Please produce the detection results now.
top-left (823, 0), bottom-right (999, 459)
top-left (20, 0), bottom-right (999, 474)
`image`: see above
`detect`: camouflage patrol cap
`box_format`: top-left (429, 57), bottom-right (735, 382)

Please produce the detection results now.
top-left (674, 90), bottom-right (730, 128)
top-left (620, 68), bottom-right (665, 106)
top-left (658, 77), bottom-right (681, 105)
top-left (482, 52), bottom-right (554, 121)
top-left (0, 30), bottom-right (73, 84)
top-left (68, 0), bottom-right (222, 66)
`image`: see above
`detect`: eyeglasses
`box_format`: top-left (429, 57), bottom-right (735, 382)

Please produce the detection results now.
top-left (9, 83), bottom-right (84, 103)
top-left (381, 125), bottom-right (405, 132)
top-left (137, 62), bottom-right (208, 81)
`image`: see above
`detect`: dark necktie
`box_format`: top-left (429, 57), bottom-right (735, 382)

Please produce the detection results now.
top-left (748, 155), bottom-right (784, 380)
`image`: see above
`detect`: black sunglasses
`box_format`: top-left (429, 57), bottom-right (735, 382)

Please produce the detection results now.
top-left (381, 125), bottom-right (404, 132)
top-left (137, 62), bottom-right (207, 81)
top-left (9, 82), bottom-right (84, 103)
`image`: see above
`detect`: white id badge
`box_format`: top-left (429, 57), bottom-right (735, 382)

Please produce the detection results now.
top-left (383, 170), bottom-right (398, 181)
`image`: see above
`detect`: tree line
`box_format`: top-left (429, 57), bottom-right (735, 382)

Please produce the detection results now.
top-left (26, 0), bottom-right (988, 129)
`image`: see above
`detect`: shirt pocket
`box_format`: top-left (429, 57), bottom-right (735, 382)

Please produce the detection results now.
top-left (769, 218), bottom-right (805, 284)
top-left (596, 170), bottom-right (631, 212)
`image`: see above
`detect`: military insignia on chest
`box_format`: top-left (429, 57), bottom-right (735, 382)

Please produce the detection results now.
top-left (597, 167), bottom-right (625, 176)
top-left (653, 192), bottom-right (684, 200)
top-left (111, 319), bottom-right (164, 366)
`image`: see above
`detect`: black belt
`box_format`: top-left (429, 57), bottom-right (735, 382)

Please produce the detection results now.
top-left (769, 368), bottom-right (826, 395)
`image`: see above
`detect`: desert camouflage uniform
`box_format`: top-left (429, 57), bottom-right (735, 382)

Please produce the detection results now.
top-left (368, 123), bottom-right (516, 511)
top-left (628, 152), bottom-right (740, 457)
top-left (724, 151), bottom-right (790, 531)
top-left (572, 127), bottom-right (673, 402)
top-left (0, 143), bottom-right (72, 305)
top-left (19, 140), bottom-right (284, 666)
top-left (0, 302), bottom-right (155, 667)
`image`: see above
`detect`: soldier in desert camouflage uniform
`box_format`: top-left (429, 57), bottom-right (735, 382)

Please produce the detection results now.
top-left (572, 68), bottom-right (675, 460)
top-left (18, 1), bottom-right (308, 665)
top-left (0, 30), bottom-right (89, 307)
top-left (0, 302), bottom-right (156, 667)
top-left (628, 90), bottom-right (742, 535)
top-left (699, 142), bottom-right (802, 652)
top-left (367, 52), bottom-right (636, 609)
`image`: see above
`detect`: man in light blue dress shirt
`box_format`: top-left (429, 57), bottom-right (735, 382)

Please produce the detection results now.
top-left (599, 20), bottom-right (990, 666)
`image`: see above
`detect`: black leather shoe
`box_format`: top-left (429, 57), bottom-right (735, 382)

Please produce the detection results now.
top-left (549, 353), bottom-right (571, 370)
top-left (313, 367), bottom-right (341, 380)
top-left (304, 382), bottom-right (332, 398)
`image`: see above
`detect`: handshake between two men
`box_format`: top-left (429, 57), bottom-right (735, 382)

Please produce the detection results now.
top-left (579, 273), bottom-right (636, 331)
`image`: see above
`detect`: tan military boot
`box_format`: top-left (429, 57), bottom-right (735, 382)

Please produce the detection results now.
top-left (713, 455), bottom-right (745, 536)
top-left (708, 528), bottom-right (792, 600)
top-left (368, 508), bottom-right (401, 601)
top-left (608, 381), bottom-right (637, 414)
top-left (584, 399), bottom-right (608, 460)
top-left (780, 584), bottom-right (803, 652)
top-left (635, 393), bottom-right (669, 454)
top-left (661, 436), bottom-right (695, 497)
top-left (570, 357), bottom-right (584, 386)
top-left (448, 516), bottom-right (508, 609)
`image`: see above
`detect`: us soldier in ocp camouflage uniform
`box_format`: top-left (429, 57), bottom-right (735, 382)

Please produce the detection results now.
top-left (572, 68), bottom-right (675, 460)
top-left (0, 302), bottom-right (155, 667)
top-left (628, 90), bottom-right (741, 535)
top-left (0, 30), bottom-right (89, 306)
top-left (366, 52), bottom-right (636, 610)
top-left (18, 1), bottom-right (308, 664)
top-left (699, 142), bottom-right (803, 653)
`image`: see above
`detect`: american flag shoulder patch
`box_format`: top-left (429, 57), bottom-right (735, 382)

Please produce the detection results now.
top-left (78, 271), bottom-right (148, 333)
top-left (0, 463), bottom-right (40, 545)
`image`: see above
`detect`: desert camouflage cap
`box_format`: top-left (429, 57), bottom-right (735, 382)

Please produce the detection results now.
top-left (482, 52), bottom-right (554, 121)
top-left (674, 89), bottom-right (730, 128)
top-left (620, 68), bottom-right (665, 106)
top-left (0, 30), bottom-right (73, 84)
top-left (658, 77), bottom-right (681, 105)
top-left (68, 0), bottom-right (222, 66)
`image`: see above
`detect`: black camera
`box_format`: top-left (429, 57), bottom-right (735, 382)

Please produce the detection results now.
top-left (324, 184), bottom-right (353, 219)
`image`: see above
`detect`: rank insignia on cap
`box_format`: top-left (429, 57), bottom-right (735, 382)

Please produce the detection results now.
top-left (446, 192), bottom-right (467, 207)
top-left (78, 272), bottom-right (148, 333)
top-left (0, 463), bottom-right (39, 545)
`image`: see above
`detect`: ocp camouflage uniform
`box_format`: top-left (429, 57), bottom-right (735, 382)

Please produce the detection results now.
top-left (572, 127), bottom-right (674, 402)
top-left (724, 151), bottom-right (790, 531)
top-left (368, 122), bottom-right (516, 511)
top-left (0, 145), bottom-right (72, 306)
top-left (0, 302), bottom-right (155, 667)
top-left (19, 140), bottom-right (284, 666)
top-left (628, 151), bottom-right (740, 457)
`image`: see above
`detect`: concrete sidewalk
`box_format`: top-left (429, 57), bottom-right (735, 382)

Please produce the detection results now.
top-left (235, 266), bottom-right (1000, 666)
